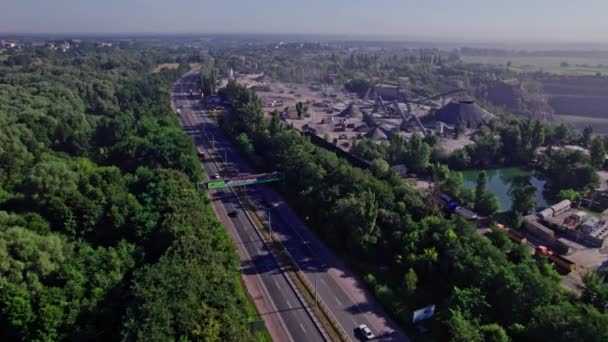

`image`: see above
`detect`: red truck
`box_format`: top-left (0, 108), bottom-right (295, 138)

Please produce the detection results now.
top-left (536, 245), bottom-right (554, 256)
top-left (197, 147), bottom-right (205, 160)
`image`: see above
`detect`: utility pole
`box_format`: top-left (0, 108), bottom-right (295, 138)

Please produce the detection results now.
top-left (315, 272), bottom-right (318, 307)
top-left (268, 209), bottom-right (272, 241)
top-left (224, 150), bottom-right (228, 173)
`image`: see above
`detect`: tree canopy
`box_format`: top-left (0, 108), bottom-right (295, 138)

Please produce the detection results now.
top-left (0, 45), bottom-right (255, 341)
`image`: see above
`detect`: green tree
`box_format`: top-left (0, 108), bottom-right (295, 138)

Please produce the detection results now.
top-left (582, 126), bottom-right (593, 147)
top-left (474, 171), bottom-right (487, 211)
top-left (235, 132), bottom-right (254, 157)
top-left (554, 123), bottom-right (569, 144)
top-left (449, 287), bottom-right (489, 320)
top-left (403, 268), bottom-right (418, 295)
top-left (527, 301), bottom-right (608, 341)
top-left (581, 272), bottom-right (608, 312)
top-left (475, 171), bottom-right (487, 200)
top-left (590, 137), bottom-right (606, 169)
top-left (448, 309), bottom-right (483, 342)
top-left (480, 323), bottom-right (510, 342)
top-left (476, 192), bottom-right (500, 216)
top-left (296, 101), bottom-right (305, 119)
top-left (510, 185), bottom-right (538, 215)
top-left (331, 190), bottom-right (380, 252)
top-left (557, 189), bottom-right (578, 202)
top-left (371, 158), bottom-right (390, 178)
top-left (473, 171), bottom-right (500, 215)
top-left (531, 120), bottom-right (545, 150)
top-left (405, 134), bottom-right (431, 173)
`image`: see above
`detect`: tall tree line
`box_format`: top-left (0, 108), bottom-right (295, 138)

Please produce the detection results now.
top-left (0, 46), bottom-right (256, 341)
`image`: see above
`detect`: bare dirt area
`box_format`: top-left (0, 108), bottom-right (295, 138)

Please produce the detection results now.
top-left (236, 75), bottom-right (365, 150)
top-left (438, 132), bottom-right (475, 153)
top-left (560, 239), bottom-right (608, 293)
top-left (234, 74), bottom-right (475, 155)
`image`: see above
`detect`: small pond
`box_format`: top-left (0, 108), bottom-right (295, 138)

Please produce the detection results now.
top-left (462, 167), bottom-right (548, 212)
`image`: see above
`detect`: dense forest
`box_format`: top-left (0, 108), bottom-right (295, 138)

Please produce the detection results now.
top-left (219, 80), bottom-right (608, 341)
top-left (0, 46), bottom-right (256, 340)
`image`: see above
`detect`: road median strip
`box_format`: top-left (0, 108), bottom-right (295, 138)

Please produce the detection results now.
top-left (237, 189), bottom-right (351, 342)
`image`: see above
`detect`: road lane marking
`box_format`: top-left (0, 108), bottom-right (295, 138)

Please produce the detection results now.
top-left (334, 296), bottom-right (342, 305)
top-left (274, 278), bottom-right (282, 290)
top-left (299, 323), bottom-right (307, 333)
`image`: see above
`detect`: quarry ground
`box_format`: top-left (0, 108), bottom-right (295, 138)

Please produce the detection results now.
top-left (235, 74), bottom-right (474, 153)
top-left (555, 114), bottom-right (608, 135)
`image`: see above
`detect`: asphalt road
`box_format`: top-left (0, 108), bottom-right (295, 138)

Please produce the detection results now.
top-left (173, 76), bottom-right (324, 342)
top-left (174, 73), bottom-right (408, 342)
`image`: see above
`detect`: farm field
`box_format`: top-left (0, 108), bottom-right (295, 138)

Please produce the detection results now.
top-left (463, 55), bottom-right (608, 76)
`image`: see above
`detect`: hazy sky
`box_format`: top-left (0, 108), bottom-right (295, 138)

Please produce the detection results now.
top-left (1, 0), bottom-right (606, 43)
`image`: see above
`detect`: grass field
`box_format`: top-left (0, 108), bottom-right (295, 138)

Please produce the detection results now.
top-left (462, 55), bottom-right (608, 76)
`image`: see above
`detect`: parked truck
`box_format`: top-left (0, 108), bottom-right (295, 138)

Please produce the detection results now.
top-left (549, 254), bottom-right (576, 273)
top-left (439, 193), bottom-right (478, 220)
top-left (439, 194), bottom-right (458, 211)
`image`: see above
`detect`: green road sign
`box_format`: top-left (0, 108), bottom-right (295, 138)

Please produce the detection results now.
top-left (207, 180), bottom-right (226, 189)
top-left (201, 172), bottom-right (282, 190)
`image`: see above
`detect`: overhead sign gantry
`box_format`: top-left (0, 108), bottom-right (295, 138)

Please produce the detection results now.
top-left (202, 172), bottom-right (282, 190)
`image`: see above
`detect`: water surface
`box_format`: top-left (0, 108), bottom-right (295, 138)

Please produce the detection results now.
top-left (462, 167), bottom-right (548, 212)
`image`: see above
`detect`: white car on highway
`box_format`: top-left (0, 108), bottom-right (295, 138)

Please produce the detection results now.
top-left (358, 324), bottom-right (374, 340)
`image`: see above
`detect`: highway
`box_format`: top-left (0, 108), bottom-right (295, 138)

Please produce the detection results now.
top-left (174, 73), bottom-right (408, 341)
top-left (173, 75), bottom-right (324, 342)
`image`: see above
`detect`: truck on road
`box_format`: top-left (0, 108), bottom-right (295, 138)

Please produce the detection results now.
top-left (197, 147), bottom-right (205, 160)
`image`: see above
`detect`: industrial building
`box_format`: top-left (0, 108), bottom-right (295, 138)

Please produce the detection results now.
top-left (527, 200), bottom-right (608, 247)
